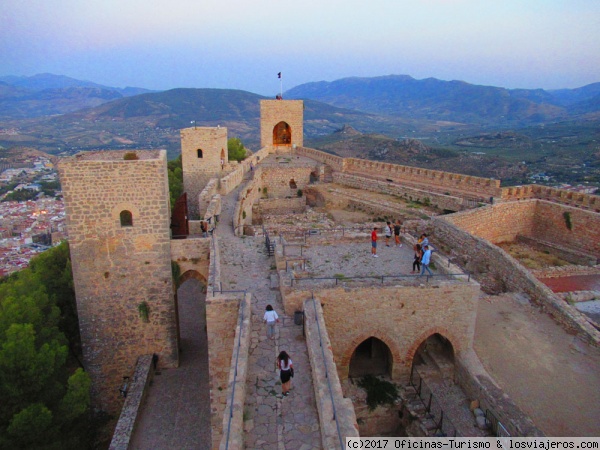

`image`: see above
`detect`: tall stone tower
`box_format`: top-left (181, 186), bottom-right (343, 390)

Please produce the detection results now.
top-left (260, 100), bottom-right (304, 149)
top-left (58, 150), bottom-right (179, 415)
top-left (181, 126), bottom-right (228, 219)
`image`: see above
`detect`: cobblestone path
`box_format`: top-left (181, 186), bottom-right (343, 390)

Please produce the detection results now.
top-left (217, 181), bottom-right (323, 450)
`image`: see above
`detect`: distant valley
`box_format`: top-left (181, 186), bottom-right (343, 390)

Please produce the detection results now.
top-left (0, 73), bottom-right (599, 187)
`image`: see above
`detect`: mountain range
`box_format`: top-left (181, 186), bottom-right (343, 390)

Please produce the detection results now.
top-left (0, 73), bottom-right (598, 186)
top-left (285, 75), bottom-right (600, 127)
top-left (0, 73), bottom-right (152, 118)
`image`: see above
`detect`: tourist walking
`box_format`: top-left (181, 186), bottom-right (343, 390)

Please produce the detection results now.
top-left (420, 233), bottom-right (429, 249)
top-left (277, 351), bottom-right (294, 396)
top-left (263, 304), bottom-right (279, 340)
top-left (384, 222), bottom-right (392, 247)
top-left (412, 243), bottom-right (422, 273)
top-left (394, 219), bottom-right (402, 247)
top-left (420, 245), bottom-right (433, 276)
top-left (371, 227), bottom-right (378, 257)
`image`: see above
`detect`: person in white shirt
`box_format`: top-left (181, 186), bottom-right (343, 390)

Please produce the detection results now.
top-left (263, 304), bottom-right (279, 340)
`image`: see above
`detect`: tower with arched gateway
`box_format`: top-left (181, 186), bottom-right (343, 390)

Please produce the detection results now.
top-left (260, 99), bottom-right (304, 149)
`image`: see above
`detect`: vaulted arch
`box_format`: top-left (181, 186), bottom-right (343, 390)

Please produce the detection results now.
top-left (273, 121), bottom-right (291, 145)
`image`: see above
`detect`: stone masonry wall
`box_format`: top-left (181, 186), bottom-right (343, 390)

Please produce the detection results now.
top-left (295, 146), bottom-right (345, 172)
top-left (207, 294), bottom-right (244, 449)
top-left (318, 283), bottom-right (479, 383)
top-left (170, 237), bottom-right (211, 283)
top-left (443, 200), bottom-right (600, 257)
top-left (433, 217), bottom-right (600, 346)
top-left (343, 157), bottom-right (501, 200)
top-left (199, 179), bottom-right (219, 218)
top-left (260, 166), bottom-right (315, 199)
top-left (257, 197), bottom-right (306, 217)
top-left (304, 298), bottom-right (359, 448)
top-left (443, 201), bottom-right (537, 244)
top-left (58, 150), bottom-right (178, 415)
top-left (333, 172), bottom-right (470, 212)
top-left (182, 127), bottom-right (228, 219)
top-left (109, 354), bottom-right (155, 450)
top-left (260, 100), bottom-right (304, 149)
top-left (294, 146), bottom-right (500, 200)
top-left (218, 293), bottom-right (251, 450)
top-left (501, 184), bottom-right (600, 212)
top-left (532, 201), bottom-right (600, 257)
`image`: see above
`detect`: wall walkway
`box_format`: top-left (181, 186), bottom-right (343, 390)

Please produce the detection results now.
top-left (216, 175), bottom-right (323, 449)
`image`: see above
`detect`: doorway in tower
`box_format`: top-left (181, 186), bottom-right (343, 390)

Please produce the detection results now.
top-left (273, 121), bottom-right (292, 146)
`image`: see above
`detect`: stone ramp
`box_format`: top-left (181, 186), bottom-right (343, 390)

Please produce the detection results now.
top-left (217, 185), bottom-right (322, 449)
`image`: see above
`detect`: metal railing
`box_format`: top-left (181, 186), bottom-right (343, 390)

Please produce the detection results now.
top-left (486, 409), bottom-right (511, 437)
top-left (290, 272), bottom-right (471, 287)
top-left (310, 296), bottom-right (345, 449)
top-left (409, 365), bottom-right (459, 437)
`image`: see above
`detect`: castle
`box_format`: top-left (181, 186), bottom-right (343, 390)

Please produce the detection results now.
top-left (58, 100), bottom-right (600, 448)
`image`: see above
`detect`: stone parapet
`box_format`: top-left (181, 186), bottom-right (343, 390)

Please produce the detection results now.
top-left (218, 293), bottom-right (252, 450)
top-left (304, 297), bottom-right (359, 448)
top-left (332, 172), bottom-right (470, 212)
top-left (205, 194), bottom-right (222, 223)
top-left (199, 179), bottom-right (219, 218)
top-left (109, 354), bottom-right (155, 450)
top-left (501, 185), bottom-right (600, 212)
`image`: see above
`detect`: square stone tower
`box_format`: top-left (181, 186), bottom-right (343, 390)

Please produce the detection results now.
top-left (260, 100), bottom-right (304, 149)
top-left (181, 126), bottom-right (228, 219)
top-left (58, 150), bottom-right (178, 415)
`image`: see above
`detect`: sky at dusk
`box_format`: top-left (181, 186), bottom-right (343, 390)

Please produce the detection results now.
top-left (2, 0), bottom-right (599, 95)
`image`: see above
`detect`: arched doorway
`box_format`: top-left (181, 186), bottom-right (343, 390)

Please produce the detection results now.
top-left (349, 337), bottom-right (393, 378)
top-left (273, 121), bottom-right (291, 145)
top-left (412, 333), bottom-right (455, 379)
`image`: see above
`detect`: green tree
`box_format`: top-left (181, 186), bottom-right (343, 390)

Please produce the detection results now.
top-left (168, 154), bottom-right (184, 208)
top-left (0, 250), bottom-right (92, 449)
top-left (227, 137), bottom-right (247, 162)
top-left (28, 241), bottom-right (81, 363)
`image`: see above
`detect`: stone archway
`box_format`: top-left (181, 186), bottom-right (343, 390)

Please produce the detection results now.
top-left (411, 333), bottom-right (455, 380)
top-left (273, 121), bottom-right (291, 145)
top-left (349, 336), bottom-right (393, 378)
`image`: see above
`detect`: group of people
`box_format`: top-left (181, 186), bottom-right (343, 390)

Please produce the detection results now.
top-left (263, 305), bottom-right (294, 397)
top-left (412, 233), bottom-right (434, 276)
top-left (371, 226), bottom-right (435, 276)
top-left (371, 219), bottom-right (403, 258)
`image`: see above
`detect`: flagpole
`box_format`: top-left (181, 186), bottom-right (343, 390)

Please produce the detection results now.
top-left (280, 74), bottom-right (282, 98)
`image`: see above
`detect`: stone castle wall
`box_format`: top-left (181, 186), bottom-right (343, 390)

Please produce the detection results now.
top-left (260, 100), bottom-right (304, 149)
top-left (182, 127), bottom-right (228, 219)
top-left (433, 217), bottom-right (600, 346)
top-left (318, 283), bottom-right (479, 382)
top-left (58, 150), bottom-right (178, 415)
top-left (206, 294), bottom-right (247, 449)
top-left (501, 184), bottom-right (600, 212)
top-left (332, 172), bottom-right (471, 212)
top-left (217, 293), bottom-right (251, 450)
top-left (304, 298), bottom-right (359, 448)
top-left (170, 238), bottom-right (211, 283)
top-left (444, 199), bottom-right (600, 256)
top-left (295, 146), bottom-right (345, 172)
top-left (260, 166), bottom-right (315, 198)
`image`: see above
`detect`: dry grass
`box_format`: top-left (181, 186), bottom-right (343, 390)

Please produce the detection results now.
top-left (497, 242), bottom-right (571, 269)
